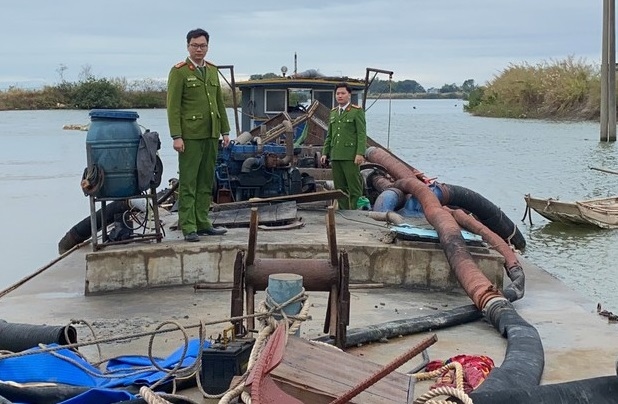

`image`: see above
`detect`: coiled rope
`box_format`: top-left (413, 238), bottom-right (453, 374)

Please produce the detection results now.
top-left (81, 164), bottom-right (104, 196)
top-left (413, 361), bottom-right (473, 404)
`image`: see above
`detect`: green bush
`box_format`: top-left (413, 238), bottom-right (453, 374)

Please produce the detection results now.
top-left (123, 91), bottom-right (167, 108)
top-left (72, 78), bottom-right (123, 109)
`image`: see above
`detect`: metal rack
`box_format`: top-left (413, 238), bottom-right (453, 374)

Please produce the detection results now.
top-left (89, 187), bottom-right (163, 251)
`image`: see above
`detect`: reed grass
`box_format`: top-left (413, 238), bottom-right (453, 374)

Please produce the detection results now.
top-left (466, 57), bottom-right (601, 120)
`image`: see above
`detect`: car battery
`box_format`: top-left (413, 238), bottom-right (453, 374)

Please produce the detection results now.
top-left (200, 338), bottom-right (255, 394)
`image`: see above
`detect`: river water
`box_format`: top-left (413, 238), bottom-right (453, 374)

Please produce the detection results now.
top-left (1, 100), bottom-right (617, 309)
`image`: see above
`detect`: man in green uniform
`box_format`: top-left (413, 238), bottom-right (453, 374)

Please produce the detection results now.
top-left (320, 82), bottom-right (367, 209)
top-left (167, 28), bottom-right (230, 242)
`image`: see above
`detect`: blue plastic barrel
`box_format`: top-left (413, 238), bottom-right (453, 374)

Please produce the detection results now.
top-left (86, 110), bottom-right (141, 198)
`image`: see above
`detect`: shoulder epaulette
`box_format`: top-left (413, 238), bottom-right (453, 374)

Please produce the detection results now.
top-left (331, 106), bottom-right (338, 111)
top-left (174, 61), bottom-right (187, 68)
top-left (351, 104), bottom-right (362, 109)
top-left (205, 60), bottom-right (217, 67)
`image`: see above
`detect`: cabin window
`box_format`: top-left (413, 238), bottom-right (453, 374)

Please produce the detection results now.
top-left (313, 90), bottom-right (334, 108)
top-left (265, 90), bottom-right (287, 113)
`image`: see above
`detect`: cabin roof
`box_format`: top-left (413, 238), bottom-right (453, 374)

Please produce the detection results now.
top-left (236, 77), bottom-right (366, 90)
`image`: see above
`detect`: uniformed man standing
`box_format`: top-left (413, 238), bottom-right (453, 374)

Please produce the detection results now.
top-left (167, 28), bottom-right (230, 242)
top-left (320, 82), bottom-right (367, 209)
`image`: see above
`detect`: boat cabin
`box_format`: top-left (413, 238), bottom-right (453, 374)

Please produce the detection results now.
top-left (235, 73), bottom-right (366, 135)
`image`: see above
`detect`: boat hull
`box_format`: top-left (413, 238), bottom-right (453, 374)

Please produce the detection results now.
top-left (525, 195), bottom-right (618, 229)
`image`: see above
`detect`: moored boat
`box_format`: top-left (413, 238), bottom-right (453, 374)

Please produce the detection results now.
top-left (524, 194), bottom-right (618, 228)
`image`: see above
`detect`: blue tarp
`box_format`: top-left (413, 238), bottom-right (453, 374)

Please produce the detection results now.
top-left (390, 223), bottom-right (484, 245)
top-left (0, 339), bottom-right (210, 403)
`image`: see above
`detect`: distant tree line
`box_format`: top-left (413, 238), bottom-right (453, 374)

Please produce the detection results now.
top-left (367, 78), bottom-right (479, 99)
top-left (248, 72), bottom-right (480, 99)
top-left (1, 58), bottom-right (599, 121)
top-left (0, 63), bottom-right (480, 110)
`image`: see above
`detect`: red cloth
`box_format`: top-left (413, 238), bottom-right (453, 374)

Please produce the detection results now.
top-left (425, 354), bottom-right (495, 393)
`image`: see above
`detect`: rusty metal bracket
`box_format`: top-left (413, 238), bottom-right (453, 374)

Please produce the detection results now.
top-left (235, 206), bottom-right (350, 347)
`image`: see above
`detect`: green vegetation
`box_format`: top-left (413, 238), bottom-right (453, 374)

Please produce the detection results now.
top-left (0, 65), bottom-right (237, 110)
top-left (0, 77), bottom-right (167, 110)
top-left (465, 57), bottom-right (601, 120)
top-left (0, 58), bottom-right (606, 121)
top-left (368, 78), bottom-right (479, 99)
top-left (0, 73), bottom-right (472, 111)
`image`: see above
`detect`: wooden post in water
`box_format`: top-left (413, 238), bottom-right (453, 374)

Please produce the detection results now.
top-left (601, 0), bottom-right (616, 142)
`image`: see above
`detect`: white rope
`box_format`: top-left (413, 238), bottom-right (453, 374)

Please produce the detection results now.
top-left (413, 361), bottom-right (474, 404)
top-left (413, 386), bottom-right (473, 404)
top-left (139, 386), bottom-right (172, 404)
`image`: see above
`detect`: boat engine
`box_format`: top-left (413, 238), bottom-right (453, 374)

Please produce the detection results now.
top-left (214, 138), bottom-right (316, 203)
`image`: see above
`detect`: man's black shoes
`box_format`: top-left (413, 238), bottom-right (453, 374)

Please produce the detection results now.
top-left (184, 232), bottom-right (199, 242)
top-left (197, 227), bottom-right (228, 236)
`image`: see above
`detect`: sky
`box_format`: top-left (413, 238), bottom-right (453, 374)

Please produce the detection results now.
top-left (0, 1), bottom-right (605, 90)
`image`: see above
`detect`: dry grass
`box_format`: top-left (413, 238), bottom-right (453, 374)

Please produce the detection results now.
top-left (468, 57), bottom-right (601, 120)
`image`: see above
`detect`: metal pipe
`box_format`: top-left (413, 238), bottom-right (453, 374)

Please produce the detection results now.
top-left (246, 258), bottom-right (336, 291)
top-left (277, 120), bottom-right (294, 166)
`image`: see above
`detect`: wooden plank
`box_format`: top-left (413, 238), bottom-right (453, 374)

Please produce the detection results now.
top-left (248, 190), bottom-right (345, 205)
top-left (271, 336), bottom-right (410, 403)
top-left (211, 190), bottom-right (344, 212)
top-left (211, 201), bottom-right (297, 228)
top-left (276, 201), bottom-right (297, 222)
top-left (257, 207), bottom-right (278, 223)
top-left (210, 208), bottom-right (240, 226)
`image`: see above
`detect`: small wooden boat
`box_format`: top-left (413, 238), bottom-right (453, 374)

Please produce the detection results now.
top-left (524, 194), bottom-right (618, 229)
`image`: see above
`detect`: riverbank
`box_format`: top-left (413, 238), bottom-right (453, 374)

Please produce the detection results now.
top-left (0, 85), bottom-right (462, 111)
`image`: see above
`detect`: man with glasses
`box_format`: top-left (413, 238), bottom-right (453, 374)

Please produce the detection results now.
top-left (167, 28), bottom-right (230, 242)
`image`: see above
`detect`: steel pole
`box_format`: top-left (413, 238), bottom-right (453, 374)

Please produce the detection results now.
top-left (601, 0), bottom-right (609, 141)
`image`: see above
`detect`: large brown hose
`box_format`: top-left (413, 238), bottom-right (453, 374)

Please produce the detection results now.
top-left (366, 146), bottom-right (503, 309)
top-left (444, 206), bottom-right (525, 302)
top-left (395, 177), bottom-right (503, 309)
top-left (445, 207), bottom-right (520, 271)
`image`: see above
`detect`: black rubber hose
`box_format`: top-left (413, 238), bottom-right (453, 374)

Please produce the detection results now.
top-left (57, 200), bottom-right (130, 254)
top-left (475, 299), bottom-right (544, 392)
top-left (0, 320), bottom-right (77, 353)
top-left (503, 266), bottom-right (525, 302)
top-left (469, 375), bottom-right (618, 404)
top-left (0, 382), bottom-right (88, 404)
top-left (156, 181), bottom-right (178, 205)
top-left (312, 304), bottom-right (482, 348)
top-left (438, 183), bottom-right (526, 251)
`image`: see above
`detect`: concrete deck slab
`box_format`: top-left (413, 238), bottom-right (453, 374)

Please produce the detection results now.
top-left (84, 208), bottom-right (504, 294)
top-left (0, 207), bottom-right (616, 402)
